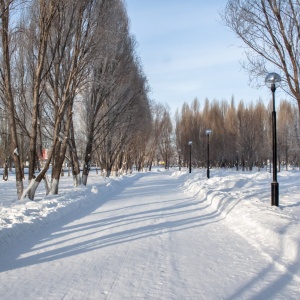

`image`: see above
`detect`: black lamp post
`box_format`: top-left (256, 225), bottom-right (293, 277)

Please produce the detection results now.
top-left (205, 129), bottom-right (212, 178)
top-left (265, 72), bottom-right (281, 206)
top-left (188, 141), bottom-right (192, 173)
top-left (178, 149), bottom-right (181, 171)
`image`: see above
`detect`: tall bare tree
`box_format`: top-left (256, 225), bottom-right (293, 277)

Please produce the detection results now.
top-left (222, 0), bottom-right (300, 121)
top-left (158, 106), bottom-right (173, 169)
top-left (146, 103), bottom-right (168, 171)
top-left (26, 0), bottom-right (58, 183)
top-left (0, 0), bottom-right (152, 200)
top-left (0, 0), bottom-right (25, 198)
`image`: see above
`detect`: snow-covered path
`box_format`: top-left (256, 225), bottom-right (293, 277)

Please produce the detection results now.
top-left (0, 172), bottom-right (299, 299)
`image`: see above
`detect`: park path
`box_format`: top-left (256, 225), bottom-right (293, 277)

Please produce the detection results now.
top-left (0, 172), bottom-right (298, 299)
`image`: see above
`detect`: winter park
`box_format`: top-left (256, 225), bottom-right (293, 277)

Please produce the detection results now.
top-left (1, 0), bottom-right (300, 299)
top-left (1, 167), bottom-right (300, 299)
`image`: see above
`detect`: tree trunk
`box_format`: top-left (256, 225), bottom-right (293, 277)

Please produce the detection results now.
top-left (28, 0), bottom-right (57, 181)
top-left (82, 131), bottom-right (94, 185)
top-left (22, 140), bottom-right (56, 200)
top-left (286, 142), bottom-right (288, 171)
top-left (3, 161), bottom-right (8, 181)
top-left (148, 160), bottom-right (152, 171)
top-left (69, 119), bottom-right (81, 186)
top-left (0, 0), bottom-right (24, 198)
top-left (50, 138), bottom-right (65, 194)
top-left (82, 162), bottom-right (90, 185)
top-left (50, 93), bottom-right (74, 193)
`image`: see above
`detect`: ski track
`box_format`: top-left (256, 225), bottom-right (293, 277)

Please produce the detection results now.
top-left (0, 172), bottom-right (299, 299)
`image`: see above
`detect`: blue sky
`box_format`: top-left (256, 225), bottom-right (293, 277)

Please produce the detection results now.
top-left (125, 0), bottom-right (285, 114)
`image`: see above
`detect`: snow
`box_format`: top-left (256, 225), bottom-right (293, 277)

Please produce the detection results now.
top-left (0, 168), bottom-right (300, 299)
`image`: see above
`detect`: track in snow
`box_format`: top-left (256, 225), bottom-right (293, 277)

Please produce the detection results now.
top-left (0, 172), bottom-right (298, 299)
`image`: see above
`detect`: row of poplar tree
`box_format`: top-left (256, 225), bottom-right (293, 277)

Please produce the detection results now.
top-left (175, 98), bottom-right (300, 171)
top-left (0, 0), bottom-right (156, 200)
top-left (3, 0), bottom-right (300, 201)
top-left (168, 0), bottom-right (300, 172)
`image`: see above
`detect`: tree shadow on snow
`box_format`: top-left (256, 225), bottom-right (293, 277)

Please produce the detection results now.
top-left (0, 172), bottom-right (299, 299)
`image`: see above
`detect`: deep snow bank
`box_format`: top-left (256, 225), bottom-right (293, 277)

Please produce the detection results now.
top-left (0, 173), bottom-right (139, 250)
top-left (176, 169), bottom-right (300, 281)
top-left (1, 168), bottom-right (300, 281)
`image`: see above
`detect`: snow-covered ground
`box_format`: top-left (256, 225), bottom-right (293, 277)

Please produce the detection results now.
top-left (0, 167), bottom-right (300, 299)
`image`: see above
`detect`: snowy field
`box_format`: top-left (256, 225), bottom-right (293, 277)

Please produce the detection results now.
top-left (0, 167), bottom-right (300, 299)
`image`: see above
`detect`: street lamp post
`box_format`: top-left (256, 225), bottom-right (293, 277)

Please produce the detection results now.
top-left (188, 141), bottom-right (192, 173)
top-left (265, 72), bottom-right (281, 206)
top-left (205, 129), bottom-right (212, 178)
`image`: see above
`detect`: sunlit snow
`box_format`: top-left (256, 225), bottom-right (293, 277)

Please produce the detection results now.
top-left (0, 167), bottom-right (299, 299)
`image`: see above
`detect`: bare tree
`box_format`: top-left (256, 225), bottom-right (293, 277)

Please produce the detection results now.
top-left (19, 0), bottom-right (103, 198)
top-left (0, 0), bottom-right (152, 199)
top-left (174, 96), bottom-right (298, 172)
top-left (175, 102), bottom-right (193, 167)
top-left (146, 103), bottom-right (168, 171)
top-left (79, 0), bottom-right (135, 183)
top-left (0, 0), bottom-right (25, 198)
top-left (222, 0), bottom-right (300, 119)
top-left (224, 97), bottom-right (238, 167)
top-left (277, 100), bottom-right (296, 170)
top-left (26, 0), bottom-right (58, 183)
top-left (158, 106), bottom-right (173, 169)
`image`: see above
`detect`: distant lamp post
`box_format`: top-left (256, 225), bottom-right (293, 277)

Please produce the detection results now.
top-left (178, 149), bottom-right (181, 171)
top-left (188, 141), bottom-right (192, 173)
top-left (205, 129), bottom-right (212, 178)
top-left (265, 72), bottom-right (281, 206)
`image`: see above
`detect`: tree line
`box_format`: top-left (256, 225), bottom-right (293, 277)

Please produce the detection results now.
top-left (0, 0), bottom-right (154, 200)
top-left (222, 0), bottom-right (300, 126)
top-left (3, 0), bottom-right (300, 201)
top-left (175, 97), bottom-right (300, 171)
